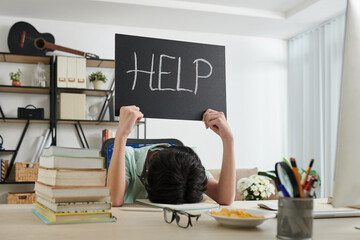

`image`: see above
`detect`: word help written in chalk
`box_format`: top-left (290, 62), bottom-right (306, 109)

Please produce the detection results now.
top-left (126, 52), bottom-right (213, 95)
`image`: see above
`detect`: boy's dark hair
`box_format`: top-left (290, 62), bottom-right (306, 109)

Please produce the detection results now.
top-left (145, 146), bottom-right (207, 204)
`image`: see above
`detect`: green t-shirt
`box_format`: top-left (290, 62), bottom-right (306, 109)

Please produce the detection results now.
top-left (124, 145), bottom-right (213, 203)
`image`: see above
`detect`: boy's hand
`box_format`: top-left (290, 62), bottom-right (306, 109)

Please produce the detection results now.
top-left (117, 106), bottom-right (144, 138)
top-left (202, 109), bottom-right (233, 142)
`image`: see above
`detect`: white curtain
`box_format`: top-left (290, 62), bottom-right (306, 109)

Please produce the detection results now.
top-left (288, 14), bottom-right (345, 197)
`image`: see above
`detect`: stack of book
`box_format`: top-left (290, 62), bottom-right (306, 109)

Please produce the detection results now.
top-left (32, 146), bottom-right (116, 224)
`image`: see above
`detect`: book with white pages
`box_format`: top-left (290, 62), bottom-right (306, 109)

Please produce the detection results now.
top-left (42, 146), bottom-right (100, 158)
top-left (35, 182), bottom-right (110, 202)
top-left (36, 194), bottom-right (111, 213)
top-left (39, 155), bottom-right (104, 169)
top-left (37, 167), bottom-right (106, 187)
top-left (135, 199), bottom-right (219, 211)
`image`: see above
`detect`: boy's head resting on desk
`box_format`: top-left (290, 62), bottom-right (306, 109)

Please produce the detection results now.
top-left (107, 105), bottom-right (235, 206)
top-left (143, 145), bottom-right (207, 204)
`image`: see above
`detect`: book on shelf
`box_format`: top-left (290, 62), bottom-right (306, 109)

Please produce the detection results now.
top-left (135, 199), bottom-right (219, 211)
top-left (42, 146), bottom-right (100, 158)
top-left (102, 129), bottom-right (111, 144)
top-left (34, 182), bottom-right (110, 202)
top-left (39, 155), bottom-right (105, 169)
top-left (34, 202), bottom-right (113, 221)
top-left (36, 194), bottom-right (112, 213)
top-left (32, 208), bottom-right (116, 225)
top-left (1, 159), bottom-right (9, 182)
top-left (37, 167), bottom-right (106, 187)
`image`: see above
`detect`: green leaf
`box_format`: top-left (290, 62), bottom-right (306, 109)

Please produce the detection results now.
top-left (282, 158), bottom-right (291, 167)
top-left (258, 171), bottom-right (276, 180)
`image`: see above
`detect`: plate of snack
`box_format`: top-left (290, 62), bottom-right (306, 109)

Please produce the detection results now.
top-left (205, 208), bottom-right (276, 228)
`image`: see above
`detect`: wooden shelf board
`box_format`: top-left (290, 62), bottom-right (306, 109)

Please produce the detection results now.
top-left (86, 59), bottom-right (115, 68)
top-left (57, 119), bottom-right (119, 126)
top-left (57, 88), bottom-right (111, 96)
top-left (0, 150), bottom-right (16, 153)
top-left (0, 118), bottom-right (50, 124)
top-left (0, 182), bottom-right (35, 184)
top-left (0, 85), bottom-right (50, 94)
top-left (0, 53), bottom-right (50, 64)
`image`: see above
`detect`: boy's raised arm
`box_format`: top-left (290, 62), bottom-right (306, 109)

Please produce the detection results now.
top-left (203, 109), bottom-right (236, 205)
top-left (107, 106), bottom-right (143, 207)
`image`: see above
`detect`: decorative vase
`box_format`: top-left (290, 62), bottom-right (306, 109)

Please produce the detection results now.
top-left (12, 80), bottom-right (21, 86)
top-left (92, 80), bottom-right (105, 90)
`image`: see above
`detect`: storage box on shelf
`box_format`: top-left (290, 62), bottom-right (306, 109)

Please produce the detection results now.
top-left (7, 191), bottom-right (36, 204)
top-left (15, 162), bottom-right (39, 182)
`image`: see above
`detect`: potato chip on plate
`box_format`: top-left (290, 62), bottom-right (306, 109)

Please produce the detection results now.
top-left (205, 208), bottom-right (275, 228)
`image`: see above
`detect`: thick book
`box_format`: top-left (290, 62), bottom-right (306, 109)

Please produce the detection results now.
top-left (37, 167), bottom-right (106, 187)
top-left (135, 199), bottom-right (219, 211)
top-left (39, 155), bottom-right (104, 169)
top-left (34, 202), bottom-right (112, 221)
top-left (36, 194), bottom-right (112, 213)
top-left (32, 208), bottom-right (116, 225)
top-left (42, 146), bottom-right (100, 158)
top-left (36, 191), bottom-right (110, 203)
top-left (34, 182), bottom-right (110, 202)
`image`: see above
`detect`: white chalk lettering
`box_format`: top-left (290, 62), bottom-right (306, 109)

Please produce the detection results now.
top-left (126, 52), bottom-right (157, 90)
top-left (126, 53), bottom-right (213, 95)
top-left (176, 57), bottom-right (193, 93)
top-left (193, 58), bottom-right (213, 95)
top-left (158, 54), bottom-right (176, 91)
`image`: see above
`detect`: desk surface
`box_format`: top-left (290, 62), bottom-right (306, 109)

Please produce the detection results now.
top-left (0, 199), bottom-right (359, 240)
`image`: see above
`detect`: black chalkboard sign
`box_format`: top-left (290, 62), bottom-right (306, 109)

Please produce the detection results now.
top-left (115, 34), bottom-right (226, 120)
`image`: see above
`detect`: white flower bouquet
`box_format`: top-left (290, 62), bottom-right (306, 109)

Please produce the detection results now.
top-left (237, 175), bottom-right (275, 201)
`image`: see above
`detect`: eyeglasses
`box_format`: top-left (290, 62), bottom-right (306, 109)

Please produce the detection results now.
top-left (163, 207), bottom-right (201, 228)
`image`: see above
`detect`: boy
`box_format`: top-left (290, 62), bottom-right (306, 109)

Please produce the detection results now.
top-left (107, 106), bottom-right (235, 206)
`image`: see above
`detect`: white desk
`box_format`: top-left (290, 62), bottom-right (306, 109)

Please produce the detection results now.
top-left (0, 199), bottom-right (359, 240)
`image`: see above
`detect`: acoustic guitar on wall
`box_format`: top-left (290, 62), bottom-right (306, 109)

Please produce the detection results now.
top-left (8, 21), bottom-right (99, 59)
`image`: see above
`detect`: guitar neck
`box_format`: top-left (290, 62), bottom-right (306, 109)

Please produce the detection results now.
top-left (43, 41), bottom-right (85, 57)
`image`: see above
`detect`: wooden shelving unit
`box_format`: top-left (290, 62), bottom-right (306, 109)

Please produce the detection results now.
top-left (0, 85), bottom-right (50, 94)
top-left (0, 53), bottom-right (145, 183)
top-left (0, 53), bottom-right (53, 182)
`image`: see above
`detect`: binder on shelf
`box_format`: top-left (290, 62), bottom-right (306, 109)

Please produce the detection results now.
top-left (76, 58), bottom-right (86, 89)
top-left (57, 56), bottom-right (67, 88)
top-left (66, 57), bottom-right (77, 88)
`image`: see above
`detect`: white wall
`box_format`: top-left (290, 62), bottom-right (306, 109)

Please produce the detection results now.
top-left (0, 16), bottom-right (287, 186)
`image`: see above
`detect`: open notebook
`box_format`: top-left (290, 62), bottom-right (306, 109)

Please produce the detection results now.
top-left (135, 199), bottom-right (219, 211)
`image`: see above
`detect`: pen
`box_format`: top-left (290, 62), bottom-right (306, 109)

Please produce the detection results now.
top-left (303, 176), bottom-right (314, 198)
top-left (308, 178), bottom-right (318, 198)
top-left (302, 159), bottom-right (314, 186)
top-left (278, 184), bottom-right (290, 197)
top-left (290, 158), bottom-right (304, 198)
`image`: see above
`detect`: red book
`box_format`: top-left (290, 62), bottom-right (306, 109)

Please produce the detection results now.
top-left (102, 129), bottom-right (110, 144)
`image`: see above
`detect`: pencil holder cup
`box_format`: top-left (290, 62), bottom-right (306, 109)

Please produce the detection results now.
top-left (277, 197), bottom-right (314, 240)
